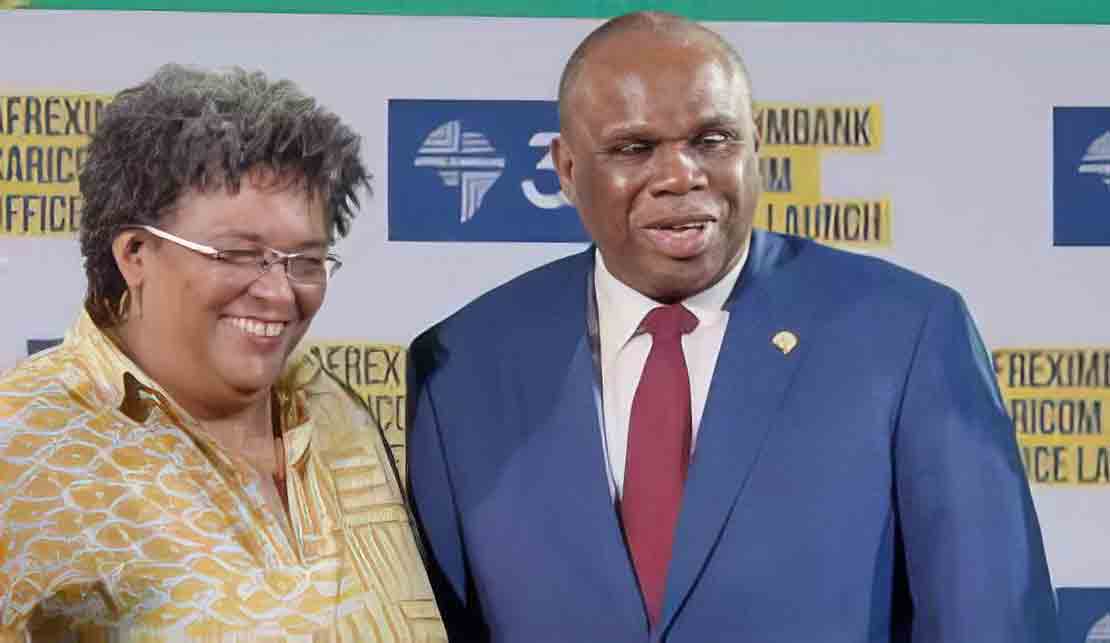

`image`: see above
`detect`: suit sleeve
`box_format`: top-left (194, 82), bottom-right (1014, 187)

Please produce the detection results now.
top-left (407, 334), bottom-right (490, 642)
top-left (893, 289), bottom-right (1058, 642)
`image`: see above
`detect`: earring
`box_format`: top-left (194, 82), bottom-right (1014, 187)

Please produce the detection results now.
top-left (116, 289), bottom-right (131, 322)
top-left (116, 288), bottom-right (143, 322)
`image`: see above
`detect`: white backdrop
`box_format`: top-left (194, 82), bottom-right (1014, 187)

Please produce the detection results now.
top-left (1, 10), bottom-right (1108, 591)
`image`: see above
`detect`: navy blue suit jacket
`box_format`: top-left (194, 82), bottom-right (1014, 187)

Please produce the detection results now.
top-left (407, 231), bottom-right (1057, 642)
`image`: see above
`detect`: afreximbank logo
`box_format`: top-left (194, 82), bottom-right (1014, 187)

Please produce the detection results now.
top-left (412, 120), bottom-right (505, 223)
top-left (1079, 131), bottom-right (1110, 190)
top-left (1059, 588), bottom-right (1110, 642)
top-left (388, 99), bottom-right (586, 242)
top-left (1054, 107), bottom-right (1110, 245)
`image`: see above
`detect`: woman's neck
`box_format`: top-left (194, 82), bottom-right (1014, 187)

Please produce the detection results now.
top-left (114, 319), bottom-right (279, 470)
top-left (198, 396), bottom-right (276, 465)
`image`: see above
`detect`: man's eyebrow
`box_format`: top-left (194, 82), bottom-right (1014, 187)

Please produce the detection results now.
top-left (597, 116), bottom-right (744, 143)
top-left (694, 115), bottom-right (743, 130)
top-left (598, 122), bottom-right (653, 142)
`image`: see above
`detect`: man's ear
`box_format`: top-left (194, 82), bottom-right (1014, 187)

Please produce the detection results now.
top-left (111, 229), bottom-right (148, 290)
top-left (550, 134), bottom-right (577, 206)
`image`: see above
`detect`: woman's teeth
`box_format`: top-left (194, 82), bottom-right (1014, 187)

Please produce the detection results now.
top-left (229, 317), bottom-right (285, 337)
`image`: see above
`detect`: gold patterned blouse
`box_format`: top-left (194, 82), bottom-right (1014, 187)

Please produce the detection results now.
top-left (0, 311), bottom-right (446, 642)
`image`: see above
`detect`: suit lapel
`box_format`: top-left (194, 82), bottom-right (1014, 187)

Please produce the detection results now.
top-left (658, 232), bottom-right (820, 634)
top-left (543, 333), bottom-right (645, 594)
top-left (526, 249), bottom-right (645, 612)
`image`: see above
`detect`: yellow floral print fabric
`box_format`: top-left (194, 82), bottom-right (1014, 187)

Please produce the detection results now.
top-left (0, 311), bottom-right (446, 642)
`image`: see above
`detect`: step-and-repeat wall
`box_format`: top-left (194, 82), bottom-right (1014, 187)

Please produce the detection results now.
top-left (1, 10), bottom-right (1108, 638)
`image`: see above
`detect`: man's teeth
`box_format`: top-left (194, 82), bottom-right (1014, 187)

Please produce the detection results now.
top-left (668, 223), bottom-right (705, 231)
top-left (230, 317), bottom-right (285, 337)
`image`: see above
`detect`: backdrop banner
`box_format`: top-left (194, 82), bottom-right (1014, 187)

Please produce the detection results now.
top-left (2, 12), bottom-right (1109, 637)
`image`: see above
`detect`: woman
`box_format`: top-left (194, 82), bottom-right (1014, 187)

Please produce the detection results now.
top-left (0, 65), bottom-right (446, 642)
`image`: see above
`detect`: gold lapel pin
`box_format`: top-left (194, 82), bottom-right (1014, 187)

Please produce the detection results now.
top-left (772, 330), bottom-right (798, 355)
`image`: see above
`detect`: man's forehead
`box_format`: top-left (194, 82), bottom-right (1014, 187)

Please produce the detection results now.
top-left (576, 30), bottom-right (742, 93)
top-left (574, 39), bottom-right (743, 107)
top-left (558, 17), bottom-right (753, 137)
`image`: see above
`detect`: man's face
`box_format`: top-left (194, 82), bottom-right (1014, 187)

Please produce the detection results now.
top-left (554, 31), bottom-right (760, 302)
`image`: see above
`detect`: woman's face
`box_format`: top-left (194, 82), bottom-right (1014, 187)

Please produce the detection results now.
top-left (125, 175), bottom-right (330, 418)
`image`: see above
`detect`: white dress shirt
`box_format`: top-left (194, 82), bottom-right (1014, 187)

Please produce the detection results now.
top-left (593, 241), bottom-right (749, 499)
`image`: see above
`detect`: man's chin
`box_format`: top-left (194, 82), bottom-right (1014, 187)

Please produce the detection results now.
top-left (637, 260), bottom-right (725, 301)
top-left (638, 278), bottom-right (711, 304)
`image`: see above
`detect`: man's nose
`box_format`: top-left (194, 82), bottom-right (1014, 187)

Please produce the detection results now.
top-left (649, 143), bottom-right (708, 196)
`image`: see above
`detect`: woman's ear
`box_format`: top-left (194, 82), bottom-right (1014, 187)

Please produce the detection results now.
top-left (111, 229), bottom-right (148, 290)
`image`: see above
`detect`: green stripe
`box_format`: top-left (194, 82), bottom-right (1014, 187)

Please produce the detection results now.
top-left (21, 0), bottom-right (1110, 23)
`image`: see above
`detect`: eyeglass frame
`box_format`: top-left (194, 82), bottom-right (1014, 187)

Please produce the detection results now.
top-left (121, 224), bottom-right (342, 287)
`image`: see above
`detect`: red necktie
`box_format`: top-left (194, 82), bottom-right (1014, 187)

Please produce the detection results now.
top-left (620, 304), bottom-right (699, 626)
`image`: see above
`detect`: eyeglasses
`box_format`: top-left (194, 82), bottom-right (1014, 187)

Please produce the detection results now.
top-left (126, 225), bottom-right (341, 287)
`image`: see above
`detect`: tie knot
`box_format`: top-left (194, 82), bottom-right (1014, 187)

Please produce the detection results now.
top-left (640, 304), bottom-right (699, 339)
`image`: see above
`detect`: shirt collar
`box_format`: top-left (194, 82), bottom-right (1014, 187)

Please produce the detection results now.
top-left (66, 308), bottom-right (187, 423)
top-left (593, 234), bottom-right (750, 358)
top-left (66, 308), bottom-right (313, 444)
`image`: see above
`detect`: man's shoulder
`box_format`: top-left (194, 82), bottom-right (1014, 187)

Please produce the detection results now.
top-left (769, 232), bottom-right (955, 306)
top-left (415, 249), bottom-right (591, 342)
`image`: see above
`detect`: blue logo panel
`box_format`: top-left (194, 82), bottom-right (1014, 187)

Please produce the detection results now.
top-left (1058, 587), bottom-right (1110, 642)
top-left (1054, 107), bottom-right (1110, 246)
top-left (388, 99), bottom-right (588, 242)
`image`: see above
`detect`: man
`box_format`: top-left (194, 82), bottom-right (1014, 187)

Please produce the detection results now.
top-left (408, 12), bottom-right (1057, 642)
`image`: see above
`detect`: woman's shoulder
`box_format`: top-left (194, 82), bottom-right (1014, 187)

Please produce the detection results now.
top-left (0, 343), bottom-right (98, 427)
top-left (283, 351), bottom-right (402, 484)
top-left (0, 344), bottom-right (123, 551)
top-left (283, 351), bottom-right (379, 441)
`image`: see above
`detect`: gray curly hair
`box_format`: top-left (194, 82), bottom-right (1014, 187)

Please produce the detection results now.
top-left (79, 63), bottom-right (370, 326)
